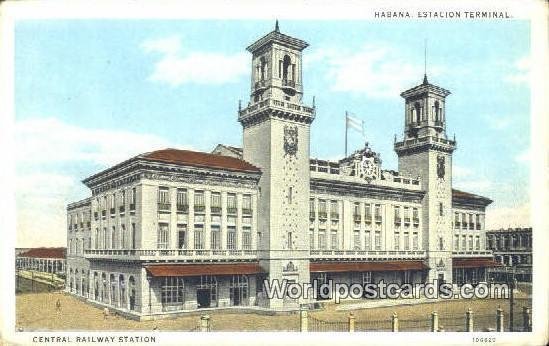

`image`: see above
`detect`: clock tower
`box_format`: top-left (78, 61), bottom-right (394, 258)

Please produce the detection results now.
top-left (394, 75), bottom-right (456, 284)
top-left (238, 23), bottom-right (315, 308)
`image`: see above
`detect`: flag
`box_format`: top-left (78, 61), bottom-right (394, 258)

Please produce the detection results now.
top-left (346, 113), bottom-right (364, 136)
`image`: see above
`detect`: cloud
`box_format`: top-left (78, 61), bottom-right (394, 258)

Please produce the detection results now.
top-left (16, 117), bottom-right (173, 166)
top-left (307, 43), bottom-right (443, 98)
top-left (15, 117), bottom-right (182, 247)
top-left (142, 36), bottom-right (248, 86)
top-left (503, 56), bottom-right (530, 85)
top-left (485, 202), bottom-right (530, 229)
top-left (514, 147), bottom-right (531, 163)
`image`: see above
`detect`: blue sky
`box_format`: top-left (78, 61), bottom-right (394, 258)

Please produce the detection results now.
top-left (15, 20), bottom-right (531, 247)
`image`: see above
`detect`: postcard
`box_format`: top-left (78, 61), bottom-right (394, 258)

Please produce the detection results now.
top-left (0, 0), bottom-right (547, 345)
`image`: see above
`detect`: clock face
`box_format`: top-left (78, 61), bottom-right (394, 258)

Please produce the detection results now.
top-left (360, 156), bottom-right (377, 181)
top-left (283, 125), bottom-right (298, 156)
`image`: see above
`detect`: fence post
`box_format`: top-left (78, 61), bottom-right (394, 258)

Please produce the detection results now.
top-left (466, 308), bottom-right (474, 332)
top-left (431, 311), bottom-right (439, 332)
top-left (522, 307), bottom-right (531, 332)
top-left (300, 307), bottom-right (308, 332)
top-left (496, 307), bottom-right (504, 332)
top-left (348, 313), bottom-right (355, 332)
top-left (200, 314), bottom-right (211, 332)
top-left (391, 312), bottom-right (399, 332)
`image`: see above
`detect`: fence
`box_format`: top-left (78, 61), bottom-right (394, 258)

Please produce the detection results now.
top-left (308, 315), bottom-right (349, 332)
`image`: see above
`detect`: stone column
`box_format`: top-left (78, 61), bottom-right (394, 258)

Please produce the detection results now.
top-left (466, 308), bottom-right (474, 332)
top-left (496, 306), bottom-right (504, 332)
top-left (392, 312), bottom-right (399, 332)
top-left (300, 307), bottom-right (308, 332)
top-left (431, 311), bottom-right (439, 332)
top-left (522, 307), bottom-right (531, 332)
top-left (348, 313), bottom-right (355, 332)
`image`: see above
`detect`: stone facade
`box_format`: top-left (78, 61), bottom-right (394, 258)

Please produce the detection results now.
top-left (65, 24), bottom-right (496, 318)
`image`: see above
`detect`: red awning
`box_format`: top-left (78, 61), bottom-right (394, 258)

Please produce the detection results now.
top-left (145, 262), bottom-right (264, 277)
top-left (452, 258), bottom-right (502, 268)
top-left (310, 261), bottom-right (427, 273)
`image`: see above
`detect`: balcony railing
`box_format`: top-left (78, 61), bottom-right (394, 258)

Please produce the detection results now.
top-left (403, 217), bottom-right (411, 224)
top-left (309, 212), bottom-right (315, 220)
top-left (101, 210), bottom-right (106, 219)
top-left (310, 249), bottom-right (426, 260)
top-left (353, 214), bottom-right (361, 222)
top-left (318, 212), bottom-right (327, 220)
top-left (158, 203), bottom-right (171, 212)
top-left (455, 222), bottom-right (461, 228)
top-left (394, 217), bottom-right (401, 225)
top-left (194, 205), bottom-right (206, 213)
top-left (452, 250), bottom-right (493, 257)
top-left (413, 218), bottom-right (420, 225)
top-left (177, 204), bottom-right (189, 213)
top-left (84, 249), bottom-right (258, 261)
top-left (119, 205), bottom-right (125, 214)
top-left (364, 216), bottom-right (372, 224)
top-left (129, 203), bottom-right (135, 212)
top-left (282, 79), bottom-right (296, 88)
top-left (242, 208), bottom-right (253, 216)
top-left (110, 208), bottom-right (115, 216)
top-left (330, 213), bottom-right (339, 220)
top-left (210, 206), bottom-right (222, 215)
top-left (375, 216), bottom-right (382, 223)
top-left (227, 207), bottom-right (237, 215)
top-left (254, 80), bottom-right (266, 90)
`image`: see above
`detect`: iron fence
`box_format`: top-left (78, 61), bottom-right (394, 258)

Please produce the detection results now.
top-left (308, 315), bottom-right (349, 332)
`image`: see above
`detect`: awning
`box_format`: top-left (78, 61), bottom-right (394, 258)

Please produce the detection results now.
top-left (310, 260), bottom-right (427, 273)
top-left (452, 258), bottom-right (502, 268)
top-left (145, 262), bottom-right (264, 277)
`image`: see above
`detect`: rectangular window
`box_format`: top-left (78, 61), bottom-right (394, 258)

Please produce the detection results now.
top-left (242, 195), bottom-right (252, 215)
top-left (110, 193), bottom-right (116, 216)
top-left (242, 227), bottom-right (252, 250)
top-left (210, 225), bottom-right (221, 249)
top-left (194, 225), bottom-right (204, 249)
top-left (412, 232), bottom-right (419, 250)
top-left (454, 235), bottom-right (459, 250)
top-left (404, 206), bottom-right (410, 224)
top-left (353, 202), bottom-right (361, 222)
top-left (462, 235), bottom-right (467, 249)
top-left (394, 232), bottom-right (400, 250)
top-left (227, 193), bottom-right (237, 214)
top-left (318, 200), bottom-right (327, 219)
top-left (176, 189), bottom-right (188, 213)
top-left (211, 192), bottom-right (221, 214)
top-left (121, 224), bottom-right (126, 249)
top-left (287, 232), bottom-right (293, 249)
top-left (412, 208), bottom-right (419, 225)
top-left (353, 230), bottom-right (361, 250)
top-left (475, 236), bottom-right (480, 250)
top-left (455, 212), bottom-right (460, 229)
top-left (394, 206), bottom-right (401, 226)
top-left (364, 204), bottom-right (372, 223)
top-left (462, 213), bottom-right (467, 229)
top-left (178, 224), bottom-right (187, 249)
top-left (469, 214), bottom-right (474, 230)
top-left (309, 230), bottom-right (314, 249)
top-left (330, 230), bottom-right (338, 250)
top-left (227, 226), bottom-right (237, 250)
top-left (131, 223), bottom-right (136, 249)
top-left (158, 187), bottom-right (170, 212)
top-left (194, 191), bottom-right (205, 213)
top-left (374, 204), bottom-right (382, 223)
top-left (404, 232), bottom-right (410, 250)
top-left (318, 230), bottom-right (326, 250)
top-left (130, 187), bottom-right (136, 211)
top-left (161, 277), bottom-right (185, 309)
top-left (309, 199), bottom-right (315, 219)
top-left (157, 223), bottom-right (169, 249)
top-left (375, 231), bottom-right (381, 250)
top-left (362, 272), bottom-right (372, 284)
top-left (439, 202), bottom-right (443, 216)
top-left (468, 235), bottom-right (474, 250)
top-left (365, 231), bottom-right (371, 250)
top-left (475, 214), bottom-right (481, 230)
top-left (330, 200), bottom-right (339, 220)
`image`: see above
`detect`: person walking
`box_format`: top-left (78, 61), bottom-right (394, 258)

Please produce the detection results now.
top-left (55, 298), bottom-right (61, 313)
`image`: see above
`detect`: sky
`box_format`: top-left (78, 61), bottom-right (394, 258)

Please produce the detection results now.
top-left (14, 20), bottom-right (531, 247)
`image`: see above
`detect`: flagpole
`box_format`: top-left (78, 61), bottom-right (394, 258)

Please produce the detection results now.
top-left (345, 111), bottom-right (348, 157)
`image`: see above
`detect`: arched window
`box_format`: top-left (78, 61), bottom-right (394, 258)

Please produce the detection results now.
top-left (434, 100), bottom-right (440, 122)
top-left (414, 102), bottom-right (421, 124)
top-left (260, 57), bottom-right (266, 81)
top-left (282, 55), bottom-right (291, 81)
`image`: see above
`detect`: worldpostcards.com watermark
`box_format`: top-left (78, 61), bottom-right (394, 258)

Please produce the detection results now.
top-left (263, 279), bottom-right (511, 304)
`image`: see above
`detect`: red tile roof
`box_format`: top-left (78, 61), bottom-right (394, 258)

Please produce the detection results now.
top-left (145, 262), bottom-right (264, 277)
top-left (310, 260), bottom-right (427, 273)
top-left (139, 148), bottom-right (260, 173)
top-left (18, 247), bottom-right (66, 259)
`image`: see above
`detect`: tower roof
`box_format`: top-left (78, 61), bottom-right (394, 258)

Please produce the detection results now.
top-left (246, 22), bottom-right (309, 53)
top-left (400, 76), bottom-right (451, 99)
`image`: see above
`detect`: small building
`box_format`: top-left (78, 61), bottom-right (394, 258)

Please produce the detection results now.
top-left (486, 227), bottom-right (532, 282)
top-left (16, 247), bottom-right (66, 275)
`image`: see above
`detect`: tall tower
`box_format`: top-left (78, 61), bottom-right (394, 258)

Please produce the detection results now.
top-left (394, 75), bottom-right (456, 284)
top-left (238, 23), bottom-right (315, 308)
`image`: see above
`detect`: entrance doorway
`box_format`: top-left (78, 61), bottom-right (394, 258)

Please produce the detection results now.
top-left (197, 289), bottom-right (211, 308)
top-left (197, 275), bottom-right (217, 308)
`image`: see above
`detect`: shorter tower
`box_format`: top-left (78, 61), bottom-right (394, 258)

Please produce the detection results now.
top-left (395, 75), bottom-right (456, 284)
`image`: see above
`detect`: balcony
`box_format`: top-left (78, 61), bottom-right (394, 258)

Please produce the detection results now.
top-left (375, 216), bottom-right (382, 223)
top-left (394, 217), bottom-right (401, 225)
top-left (194, 205), bottom-right (206, 213)
top-left (452, 250), bottom-right (493, 257)
top-left (129, 203), bottom-right (136, 212)
top-left (455, 222), bottom-right (461, 229)
top-left (177, 204), bottom-right (189, 213)
top-left (330, 213), bottom-right (339, 220)
top-left (353, 214), bottom-right (361, 222)
top-left (403, 217), bottom-right (411, 224)
top-left (254, 79), bottom-right (267, 91)
top-left (462, 222), bottom-right (468, 229)
top-left (110, 208), bottom-right (115, 217)
top-left (210, 206), bottom-right (222, 215)
top-left (318, 212), bottom-right (327, 220)
top-left (101, 210), bottom-right (106, 219)
top-left (84, 249), bottom-right (258, 262)
top-left (242, 208), bottom-right (253, 216)
top-left (227, 207), bottom-right (237, 215)
top-left (310, 249), bottom-right (426, 261)
top-left (413, 218), bottom-right (420, 225)
top-left (364, 216), bottom-right (372, 224)
top-left (309, 212), bottom-right (315, 220)
top-left (158, 203), bottom-right (171, 213)
top-left (281, 79), bottom-right (296, 89)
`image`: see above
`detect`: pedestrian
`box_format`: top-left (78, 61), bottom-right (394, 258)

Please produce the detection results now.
top-left (55, 298), bottom-right (61, 313)
top-left (103, 307), bottom-right (109, 320)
